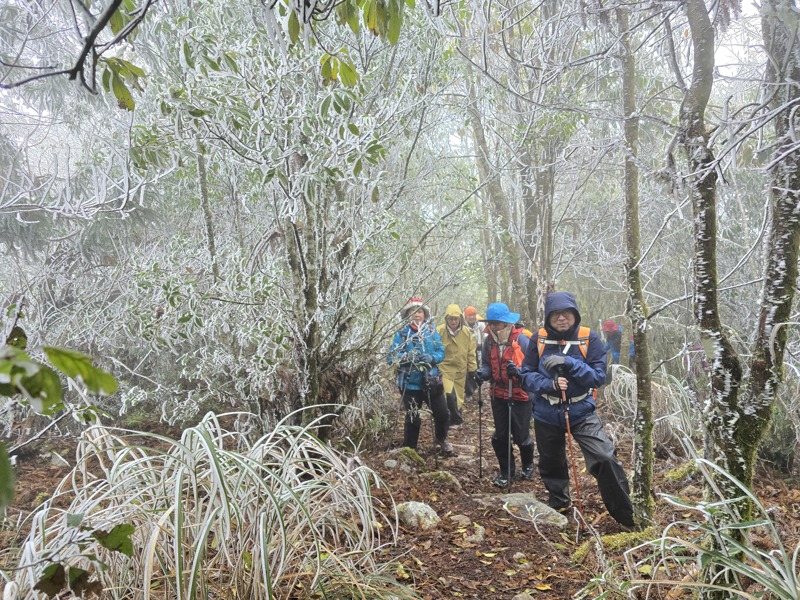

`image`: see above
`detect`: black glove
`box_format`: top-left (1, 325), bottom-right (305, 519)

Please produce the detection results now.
top-left (475, 370), bottom-right (490, 384)
top-left (542, 354), bottom-right (567, 372)
top-left (506, 362), bottom-right (520, 378)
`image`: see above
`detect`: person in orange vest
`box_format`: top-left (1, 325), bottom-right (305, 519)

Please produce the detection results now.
top-left (475, 302), bottom-right (534, 487)
top-left (519, 291), bottom-right (633, 528)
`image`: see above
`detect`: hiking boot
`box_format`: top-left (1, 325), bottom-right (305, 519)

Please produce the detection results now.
top-left (437, 440), bottom-right (456, 456)
top-left (492, 473), bottom-right (511, 488)
top-left (518, 464), bottom-right (535, 480)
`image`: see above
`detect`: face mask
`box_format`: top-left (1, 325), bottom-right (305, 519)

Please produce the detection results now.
top-left (491, 324), bottom-right (512, 345)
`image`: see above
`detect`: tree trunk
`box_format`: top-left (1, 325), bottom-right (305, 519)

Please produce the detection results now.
top-left (478, 192), bottom-right (498, 304)
top-left (521, 149), bottom-right (539, 326)
top-left (680, 0), bottom-right (744, 493)
top-left (467, 79), bottom-right (526, 308)
top-left (196, 139), bottom-right (220, 283)
top-left (617, 7), bottom-right (654, 526)
top-left (735, 0), bottom-right (800, 496)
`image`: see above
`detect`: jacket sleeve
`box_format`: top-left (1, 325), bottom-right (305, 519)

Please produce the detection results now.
top-left (563, 331), bottom-right (607, 388)
top-left (387, 331), bottom-right (405, 366)
top-left (468, 332), bottom-right (478, 372)
top-left (520, 334), bottom-right (554, 394)
top-left (477, 338), bottom-right (492, 380)
top-left (427, 330), bottom-right (445, 365)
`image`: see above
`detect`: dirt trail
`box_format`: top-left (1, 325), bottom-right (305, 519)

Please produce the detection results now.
top-left (366, 399), bottom-right (630, 599)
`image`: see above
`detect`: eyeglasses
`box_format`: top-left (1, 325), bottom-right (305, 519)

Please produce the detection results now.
top-left (550, 310), bottom-right (574, 319)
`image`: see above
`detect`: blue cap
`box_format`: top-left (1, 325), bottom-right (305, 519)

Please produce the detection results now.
top-left (482, 302), bottom-right (520, 324)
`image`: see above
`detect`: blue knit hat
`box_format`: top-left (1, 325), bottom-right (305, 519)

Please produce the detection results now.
top-left (481, 302), bottom-right (520, 324)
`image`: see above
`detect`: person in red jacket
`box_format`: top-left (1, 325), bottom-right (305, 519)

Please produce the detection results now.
top-left (475, 302), bottom-right (534, 487)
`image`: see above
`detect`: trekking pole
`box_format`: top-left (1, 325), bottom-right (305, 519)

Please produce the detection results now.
top-left (506, 376), bottom-right (513, 489)
top-left (557, 365), bottom-right (582, 511)
top-left (477, 382), bottom-right (483, 479)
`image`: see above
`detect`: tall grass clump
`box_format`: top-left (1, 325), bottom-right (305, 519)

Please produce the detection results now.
top-left (6, 411), bottom-right (413, 599)
top-left (615, 456), bottom-right (799, 599)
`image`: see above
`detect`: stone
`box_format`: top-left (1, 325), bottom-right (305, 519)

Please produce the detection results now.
top-left (419, 470), bottom-right (462, 492)
top-left (464, 524), bottom-right (485, 543)
top-left (384, 459), bottom-right (398, 469)
top-left (388, 446), bottom-right (426, 469)
top-left (512, 593), bottom-right (536, 600)
top-left (396, 501), bottom-right (440, 531)
top-left (472, 492), bottom-right (568, 528)
top-left (449, 514), bottom-right (472, 527)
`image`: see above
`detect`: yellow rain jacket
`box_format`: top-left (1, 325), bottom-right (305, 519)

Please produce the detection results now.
top-left (437, 304), bottom-right (478, 408)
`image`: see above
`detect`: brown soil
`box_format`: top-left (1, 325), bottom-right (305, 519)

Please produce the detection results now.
top-left (365, 399), bottom-right (800, 599)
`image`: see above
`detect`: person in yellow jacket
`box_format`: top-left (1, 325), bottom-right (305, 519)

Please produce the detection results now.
top-left (437, 304), bottom-right (478, 426)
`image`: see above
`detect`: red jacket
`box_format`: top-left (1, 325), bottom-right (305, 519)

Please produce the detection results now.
top-left (483, 326), bottom-right (530, 402)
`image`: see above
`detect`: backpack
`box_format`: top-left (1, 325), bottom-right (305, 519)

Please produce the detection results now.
top-left (537, 326), bottom-right (591, 358)
top-left (537, 326), bottom-right (598, 397)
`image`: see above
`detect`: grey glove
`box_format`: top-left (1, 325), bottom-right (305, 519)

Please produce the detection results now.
top-left (542, 354), bottom-right (567, 372)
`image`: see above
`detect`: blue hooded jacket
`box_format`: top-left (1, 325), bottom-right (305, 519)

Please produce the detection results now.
top-left (387, 321), bottom-right (445, 391)
top-left (519, 291), bottom-right (607, 427)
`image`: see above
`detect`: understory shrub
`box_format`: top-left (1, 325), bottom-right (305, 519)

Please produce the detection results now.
top-left (4, 411), bottom-right (415, 599)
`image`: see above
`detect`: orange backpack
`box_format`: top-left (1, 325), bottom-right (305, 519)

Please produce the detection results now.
top-left (537, 326), bottom-right (591, 358)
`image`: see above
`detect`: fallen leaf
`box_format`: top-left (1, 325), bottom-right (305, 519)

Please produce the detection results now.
top-left (534, 582), bottom-right (552, 591)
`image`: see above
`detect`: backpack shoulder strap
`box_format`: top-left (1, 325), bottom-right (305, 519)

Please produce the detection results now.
top-left (577, 326), bottom-right (591, 359)
top-left (538, 326), bottom-right (591, 358)
top-left (537, 328), bottom-right (548, 357)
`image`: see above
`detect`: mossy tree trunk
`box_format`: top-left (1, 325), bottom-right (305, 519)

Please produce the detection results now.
top-left (679, 0), bottom-right (744, 498)
top-left (617, 6), bottom-right (653, 526)
top-left (735, 0), bottom-right (800, 492)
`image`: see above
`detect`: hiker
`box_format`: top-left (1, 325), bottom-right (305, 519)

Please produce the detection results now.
top-left (463, 306), bottom-right (484, 399)
top-left (387, 296), bottom-right (455, 456)
top-left (519, 291), bottom-right (634, 528)
top-left (437, 304), bottom-right (477, 427)
top-left (601, 319), bottom-right (622, 364)
top-left (474, 302), bottom-right (535, 487)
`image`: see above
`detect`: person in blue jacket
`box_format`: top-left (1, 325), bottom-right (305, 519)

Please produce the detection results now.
top-left (388, 296), bottom-right (454, 456)
top-left (519, 291), bottom-right (634, 528)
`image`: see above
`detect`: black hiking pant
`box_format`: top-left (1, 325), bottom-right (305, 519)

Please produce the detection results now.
top-left (534, 413), bottom-right (633, 527)
top-left (490, 397), bottom-right (534, 478)
top-left (402, 388), bottom-right (450, 449)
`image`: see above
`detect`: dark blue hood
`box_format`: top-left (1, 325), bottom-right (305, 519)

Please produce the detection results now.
top-left (544, 291), bottom-right (581, 338)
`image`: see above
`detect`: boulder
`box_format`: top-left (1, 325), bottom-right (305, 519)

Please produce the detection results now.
top-left (396, 501), bottom-right (440, 531)
top-left (473, 492), bottom-right (568, 528)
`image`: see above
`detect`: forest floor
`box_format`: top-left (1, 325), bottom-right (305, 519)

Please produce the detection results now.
top-left (3, 403), bottom-right (800, 600)
top-left (363, 399), bottom-right (800, 599)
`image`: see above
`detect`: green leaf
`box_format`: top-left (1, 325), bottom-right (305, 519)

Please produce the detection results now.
top-left (111, 74), bottom-right (135, 111)
top-left (0, 443), bottom-right (14, 510)
top-left (93, 523), bottom-right (135, 557)
top-left (108, 9), bottom-right (124, 35)
top-left (102, 67), bottom-right (112, 93)
top-left (5, 325), bottom-right (27, 350)
top-left (182, 41), bottom-right (195, 69)
top-left (288, 11), bottom-right (300, 44)
top-left (67, 566), bottom-right (90, 591)
top-left (387, 10), bottom-right (402, 44)
top-left (338, 59), bottom-right (359, 87)
top-left (24, 366), bottom-right (63, 415)
top-left (34, 563), bottom-right (66, 597)
top-left (66, 513), bottom-right (84, 528)
top-left (347, 122), bottom-right (360, 135)
top-left (43, 347), bottom-right (118, 396)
